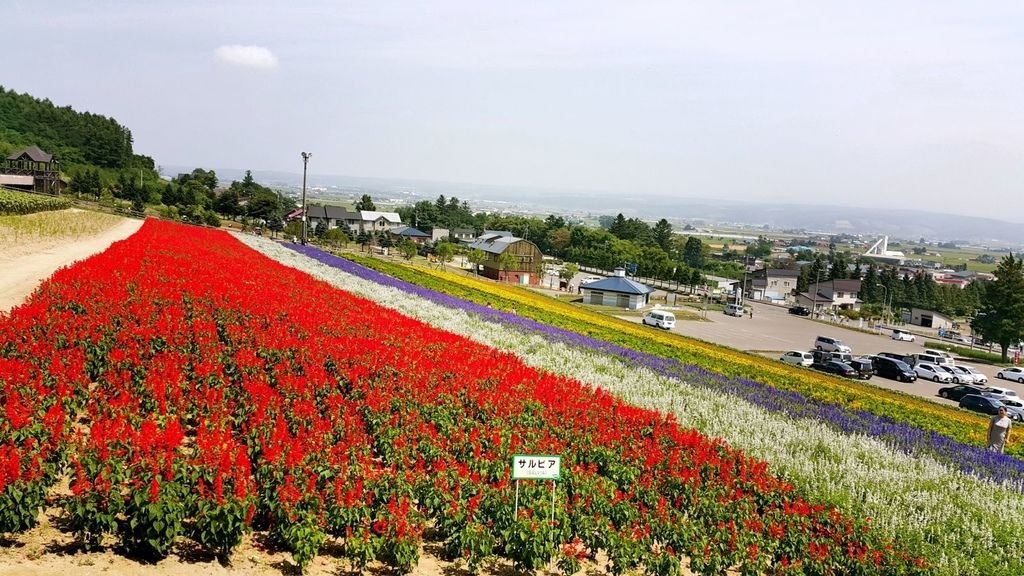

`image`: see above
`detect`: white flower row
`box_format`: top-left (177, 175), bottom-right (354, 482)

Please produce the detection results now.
top-left (239, 236), bottom-right (1024, 576)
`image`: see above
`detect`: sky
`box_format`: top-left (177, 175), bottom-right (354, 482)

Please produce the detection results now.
top-left (5, 1), bottom-right (1024, 220)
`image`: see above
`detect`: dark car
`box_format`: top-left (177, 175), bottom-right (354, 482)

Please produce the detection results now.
top-left (812, 350), bottom-right (853, 365)
top-left (847, 357), bottom-right (874, 380)
top-left (939, 385), bottom-right (988, 402)
top-left (788, 305), bottom-right (811, 316)
top-left (959, 394), bottom-right (1005, 416)
top-left (877, 351), bottom-right (915, 366)
top-left (813, 360), bottom-right (858, 378)
top-left (870, 356), bottom-right (917, 382)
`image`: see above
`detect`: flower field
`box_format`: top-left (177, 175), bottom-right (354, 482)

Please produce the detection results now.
top-left (0, 219), bottom-right (929, 574)
top-left (338, 252), bottom-right (1014, 458)
top-left (235, 239), bottom-right (1024, 576)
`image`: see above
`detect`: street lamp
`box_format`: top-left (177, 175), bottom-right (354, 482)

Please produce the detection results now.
top-left (300, 152), bottom-right (311, 244)
top-left (811, 267), bottom-right (822, 318)
top-left (877, 284), bottom-right (888, 331)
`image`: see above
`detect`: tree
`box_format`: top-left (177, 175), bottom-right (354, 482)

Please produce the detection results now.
top-left (355, 194), bottom-right (376, 211)
top-left (973, 253), bottom-right (1024, 361)
top-left (497, 251), bottom-right (517, 281)
top-left (689, 269), bottom-right (703, 294)
top-left (467, 248), bottom-right (486, 275)
top-left (399, 239), bottom-right (418, 260)
top-left (212, 189), bottom-right (241, 217)
top-left (559, 262), bottom-right (579, 282)
top-left (652, 219), bottom-right (673, 252)
top-left (267, 216), bottom-right (284, 238)
top-left (683, 237), bottom-right (704, 268)
top-left (434, 242), bottom-right (455, 269)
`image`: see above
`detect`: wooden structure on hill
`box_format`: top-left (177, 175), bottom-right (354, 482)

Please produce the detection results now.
top-left (0, 146), bottom-right (64, 195)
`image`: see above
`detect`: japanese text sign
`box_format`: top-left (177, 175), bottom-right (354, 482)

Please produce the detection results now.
top-left (511, 454), bottom-right (561, 480)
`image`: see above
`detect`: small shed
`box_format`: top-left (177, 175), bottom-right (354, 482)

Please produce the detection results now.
top-left (580, 268), bottom-right (654, 310)
top-left (903, 307), bottom-right (955, 331)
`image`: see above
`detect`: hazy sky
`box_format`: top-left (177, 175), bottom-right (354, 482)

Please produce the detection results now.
top-left (6, 1), bottom-right (1023, 219)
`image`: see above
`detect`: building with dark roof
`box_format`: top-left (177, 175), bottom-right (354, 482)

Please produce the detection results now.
top-left (580, 268), bottom-right (654, 310)
top-left (390, 225), bottom-right (431, 244)
top-left (0, 146), bottom-right (64, 194)
top-left (746, 268), bottom-right (800, 302)
top-left (466, 232), bottom-right (544, 285)
top-left (795, 279), bottom-right (862, 312)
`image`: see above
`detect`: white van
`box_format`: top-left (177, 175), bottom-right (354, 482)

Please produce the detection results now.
top-left (922, 349), bottom-right (955, 365)
top-left (724, 303), bottom-right (745, 317)
top-left (642, 310), bottom-right (676, 330)
top-left (915, 353), bottom-right (952, 367)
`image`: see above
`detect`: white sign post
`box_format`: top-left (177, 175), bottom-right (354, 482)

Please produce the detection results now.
top-left (511, 455), bottom-right (561, 543)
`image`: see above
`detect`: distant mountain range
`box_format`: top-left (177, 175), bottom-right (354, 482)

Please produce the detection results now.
top-left (166, 165), bottom-right (1024, 247)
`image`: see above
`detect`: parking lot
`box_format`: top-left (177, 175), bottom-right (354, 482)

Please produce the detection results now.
top-left (622, 299), bottom-right (1023, 408)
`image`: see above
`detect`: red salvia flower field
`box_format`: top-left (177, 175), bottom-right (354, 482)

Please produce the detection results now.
top-left (0, 219), bottom-right (928, 574)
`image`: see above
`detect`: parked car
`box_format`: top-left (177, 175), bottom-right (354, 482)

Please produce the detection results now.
top-left (914, 353), bottom-right (953, 368)
top-left (915, 362), bottom-right (954, 383)
top-left (985, 386), bottom-right (1021, 403)
top-left (814, 336), bottom-right (852, 354)
top-left (948, 365), bottom-right (984, 385)
top-left (938, 384), bottom-right (989, 402)
top-left (847, 357), bottom-right (874, 380)
top-left (996, 398), bottom-right (1024, 422)
top-left (922, 349), bottom-right (956, 366)
top-left (642, 310), bottom-right (675, 330)
top-left (780, 350), bottom-right (814, 367)
top-left (959, 394), bottom-right (1006, 416)
top-left (959, 366), bottom-right (988, 384)
top-left (581, 276), bottom-right (602, 284)
top-left (813, 360), bottom-right (858, 378)
top-left (997, 367), bottom-right (1024, 383)
top-left (788, 305), bottom-right (811, 316)
top-left (890, 329), bottom-right (916, 342)
top-left (812, 349), bottom-right (853, 365)
top-left (870, 355), bottom-right (917, 382)
top-left (877, 351), bottom-right (915, 365)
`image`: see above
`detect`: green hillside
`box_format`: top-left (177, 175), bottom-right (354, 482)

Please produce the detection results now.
top-left (0, 86), bottom-right (153, 171)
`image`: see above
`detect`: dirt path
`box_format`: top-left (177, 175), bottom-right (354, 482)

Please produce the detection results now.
top-left (0, 217), bottom-right (143, 313)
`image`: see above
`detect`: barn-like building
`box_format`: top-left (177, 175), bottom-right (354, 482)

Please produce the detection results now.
top-left (466, 232), bottom-right (544, 285)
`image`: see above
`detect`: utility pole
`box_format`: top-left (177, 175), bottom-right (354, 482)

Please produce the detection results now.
top-left (301, 152), bottom-right (311, 244)
top-left (811, 268), bottom-right (822, 319)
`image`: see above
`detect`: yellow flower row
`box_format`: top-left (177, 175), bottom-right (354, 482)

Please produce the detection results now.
top-left (381, 259), bottom-right (992, 449)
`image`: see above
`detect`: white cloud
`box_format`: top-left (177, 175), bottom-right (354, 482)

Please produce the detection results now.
top-left (213, 45), bottom-right (278, 69)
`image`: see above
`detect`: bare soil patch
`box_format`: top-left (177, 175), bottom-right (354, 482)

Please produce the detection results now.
top-left (0, 211), bottom-right (142, 313)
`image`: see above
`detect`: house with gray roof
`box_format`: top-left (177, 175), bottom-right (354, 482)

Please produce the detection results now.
top-left (580, 268), bottom-right (654, 310)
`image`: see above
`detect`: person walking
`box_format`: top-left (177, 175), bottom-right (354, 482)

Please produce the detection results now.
top-left (988, 406), bottom-right (1012, 453)
top-left (748, 308), bottom-right (753, 319)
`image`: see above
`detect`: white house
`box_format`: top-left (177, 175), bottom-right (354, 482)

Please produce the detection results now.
top-left (747, 268), bottom-right (800, 302)
top-left (903, 307), bottom-right (955, 331)
top-left (794, 279), bottom-right (862, 311)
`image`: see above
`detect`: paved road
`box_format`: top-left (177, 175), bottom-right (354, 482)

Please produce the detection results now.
top-left (623, 299), bottom-right (1023, 408)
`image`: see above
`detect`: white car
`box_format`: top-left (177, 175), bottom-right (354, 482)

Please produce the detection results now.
top-left (915, 363), bottom-right (954, 383)
top-left (986, 386), bottom-right (1021, 403)
top-left (581, 276), bottom-right (602, 284)
top-left (891, 329), bottom-right (916, 342)
top-left (922, 349), bottom-right (956, 366)
top-left (997, 367), bottom-right (1024, 383)
top-left (815, 336), bottom-right (852, 354)
top-left (780, 350), bottom-right (814, 367)
top-left (950, 365), bottom-right (987, 385)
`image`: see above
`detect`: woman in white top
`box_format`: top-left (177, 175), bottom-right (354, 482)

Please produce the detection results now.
top-left (988, 406), bottom-right (1012, 453)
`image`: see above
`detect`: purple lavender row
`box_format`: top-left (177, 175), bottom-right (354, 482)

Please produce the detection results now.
top-left (286, 243), bottom-right (1024, 489)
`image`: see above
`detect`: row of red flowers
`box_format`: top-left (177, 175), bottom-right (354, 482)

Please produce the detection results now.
top-left (0, 219), bottom-right (928, 574)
